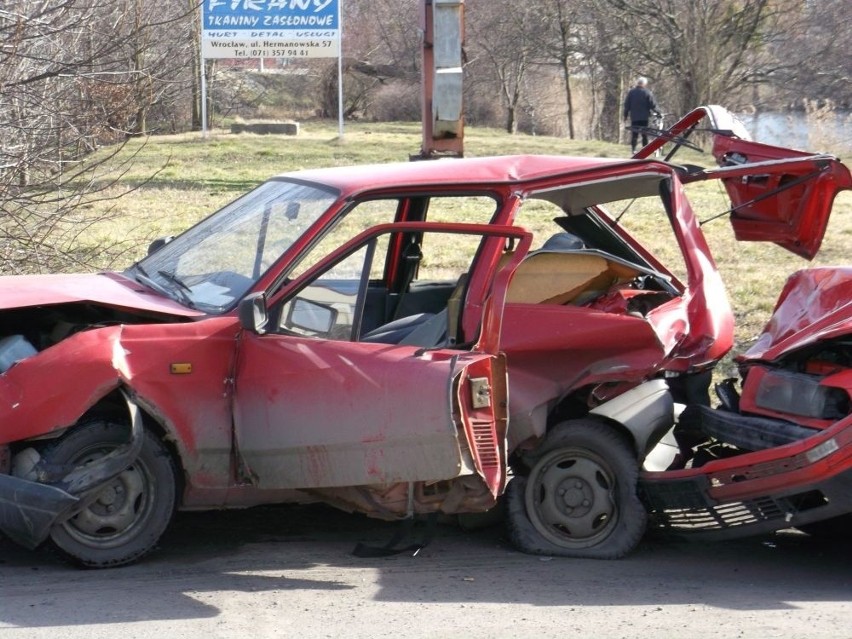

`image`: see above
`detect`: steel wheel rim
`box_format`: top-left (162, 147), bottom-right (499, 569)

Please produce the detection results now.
top-left (59, 446), bottom-right (155, 550)
top-left (524, 447), bottom-right (618, 549)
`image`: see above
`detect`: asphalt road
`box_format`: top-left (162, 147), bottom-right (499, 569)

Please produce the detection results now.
top-left (1, 505), bottom-right (849, 639)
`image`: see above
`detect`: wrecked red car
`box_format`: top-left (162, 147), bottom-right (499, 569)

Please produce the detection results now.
top-left (641, 266), bottom-right (852, 538)
top-left (0, 106), bottom-right (849, 567)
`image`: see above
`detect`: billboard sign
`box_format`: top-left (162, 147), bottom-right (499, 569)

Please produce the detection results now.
top-left (201, 0), bottom-right (340, 59)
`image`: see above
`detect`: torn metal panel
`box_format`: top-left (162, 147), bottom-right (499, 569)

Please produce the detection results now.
top-left (0, 314), bottom-right (239, 495)
top-left (0, 326), bottom-right (126, 444)
top-left (456, 354), bottom-right (509, 497)
top-left (638, 105), bottom-right (851, 260)
top-left (500, 304), bottom-right (668, 446)
top-left (655, 177), bottom-right (733, 371)
top-left (707, 148), bottom-right (851, 259)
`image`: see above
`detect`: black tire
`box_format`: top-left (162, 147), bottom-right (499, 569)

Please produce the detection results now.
top-left (505, 420), bottom-right (646, 559)
top-left (41, 418), bottom-right (178, 568)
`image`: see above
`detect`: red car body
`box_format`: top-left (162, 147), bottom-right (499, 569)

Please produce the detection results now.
top-left (0, 106), bottom-right (849, 566)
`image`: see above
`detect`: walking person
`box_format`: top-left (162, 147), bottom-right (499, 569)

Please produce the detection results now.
top-left (623, 77), bottom-right (660, 154)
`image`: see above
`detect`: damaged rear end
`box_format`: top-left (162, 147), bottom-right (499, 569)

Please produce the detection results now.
top-left (636, 107), bottom-right (852, 540)
top-left (642, 267), bottom-right (852, 539)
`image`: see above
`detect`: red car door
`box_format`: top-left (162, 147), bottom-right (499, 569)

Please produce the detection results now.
top-left (231, 222), bottom-right (529, 497)
top-left (705, 137), bottom-right (852, 259)
top-left (641, 105), bottom-right (852, 260)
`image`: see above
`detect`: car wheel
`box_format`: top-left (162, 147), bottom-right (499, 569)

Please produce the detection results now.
top-left (41, 418), bottom-right (178, 568)
top-left (506, 420), bottom-right (646, 559)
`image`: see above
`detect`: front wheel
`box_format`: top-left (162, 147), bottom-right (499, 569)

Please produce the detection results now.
top-left (506, 420), bottom-right (646, 559)
top-left (41, 418), bottom-right (178, 568)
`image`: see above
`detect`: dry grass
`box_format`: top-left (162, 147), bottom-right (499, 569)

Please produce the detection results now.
top-left (78, 120), bottom-right (851, 368)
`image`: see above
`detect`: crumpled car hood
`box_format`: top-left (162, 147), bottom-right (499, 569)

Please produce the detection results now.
top-left (742, 267), bottom-right (852, 362)
top-left (0, 271), bottom-right (202, 317)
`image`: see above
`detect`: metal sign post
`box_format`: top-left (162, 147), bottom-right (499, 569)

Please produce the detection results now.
top-left (199, 5), bottom-right (208, 137)
top-left (337, 0), bottom-right (343, 138)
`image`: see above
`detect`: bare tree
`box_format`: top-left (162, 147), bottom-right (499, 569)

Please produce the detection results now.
top-left (0, 1), bottom-right (193, 274)
top-left (527, 0), bottom-right (586, 139)
top-left (316, 0), bottom-right (421, 120)
top-left (770, 0), bottom-right (851, 109)
top-left (559, 0), bottom-right (632, 142)
top-left (458, 0), bottom-right (836, 139)
top-left (466, 1), bottom-right (543, 134)
top-left (1, 0), bottom-right (844, 276)
top-left (595, 0), bottom-right (800, 117)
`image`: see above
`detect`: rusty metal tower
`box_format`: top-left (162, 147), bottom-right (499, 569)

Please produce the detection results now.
top-left (418, 0), bottom-right (464, 158)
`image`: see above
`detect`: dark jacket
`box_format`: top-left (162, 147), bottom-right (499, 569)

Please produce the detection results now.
top-left (623, 86), bottom-right (659, 122)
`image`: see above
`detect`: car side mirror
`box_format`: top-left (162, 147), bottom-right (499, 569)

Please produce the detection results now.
top-left (284, 297), bottom-right (338, 336)
top-left (238, 293), bottom-right (269, 334)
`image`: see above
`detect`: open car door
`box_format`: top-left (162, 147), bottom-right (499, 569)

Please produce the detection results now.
top-left (231, 221), bottom-right (530, 512)
top-left (703, 137), bottom-right (852, 259)
top-left (636, 105), bottom-right (852, 260)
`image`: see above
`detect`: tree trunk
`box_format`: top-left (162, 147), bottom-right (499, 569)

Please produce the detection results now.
top-left (560, 56), bottom-right (575, 139)
top-left (506, 106), bottom-right (517, 134)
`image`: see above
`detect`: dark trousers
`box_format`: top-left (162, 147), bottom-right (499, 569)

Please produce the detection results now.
top-left (630, 119), bottom-right (649, 151)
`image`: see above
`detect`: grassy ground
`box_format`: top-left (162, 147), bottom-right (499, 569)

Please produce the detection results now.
top-left (83, 120), bottom-right (852, 374)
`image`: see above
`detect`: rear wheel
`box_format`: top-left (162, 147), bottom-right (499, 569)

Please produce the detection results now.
top-left (506, 420), bottom-right (646, 559)
top-left (41, 418), bottom-right (178, 568)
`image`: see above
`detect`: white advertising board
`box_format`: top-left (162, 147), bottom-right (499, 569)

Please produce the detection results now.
top-left (201, 0), bottom-right (340, 59)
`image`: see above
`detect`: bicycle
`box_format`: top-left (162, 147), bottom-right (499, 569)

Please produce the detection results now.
top-left (626, 112), bottom-right (703, 159)
top-left (649, 112), bottom-right (669, 156)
